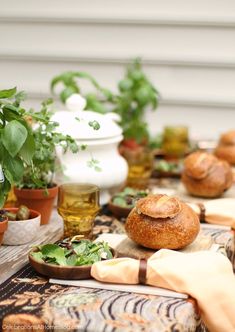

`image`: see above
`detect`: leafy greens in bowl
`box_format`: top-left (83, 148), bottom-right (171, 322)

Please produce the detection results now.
top-left (112, 187), bottom-right (148, 209)
top-left (108, 187), bottom-right (148, 219)
top-left (29, 238), bottom-right (116, 280)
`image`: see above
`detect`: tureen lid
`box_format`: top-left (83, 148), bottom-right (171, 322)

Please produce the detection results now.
top-left (52, 94), bottom-right (122, 140)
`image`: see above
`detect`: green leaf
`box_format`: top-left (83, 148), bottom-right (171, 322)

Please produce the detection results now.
top-left (2, 120), bottom-right (27, 157)
top-left (73, 241), bottom-right (89, 255)
top-left (123, 187), bottom-right (136, 195)
top-left (73, 71), bottom-right (100, 90)
top-left (113, 197), bottom-right (126, 207)
top-left (19, 130), bottom-right (35, 164)
top-left (0, 142), bottom-right (4, 162)
top-left (2, 104), bottom-right (20, 122)
top-left (31, 252), bottom-right (44, 262)
top-left (0, 193), bottom-right (5, 207)
top-left (88, 120), bottom-right (100, 131)
top-left (66, 254), bottom-right (78, 266)
top-left (4, 168), bottom-right (14, 184)
top-left (41, 244), bottom-right (67, 266)
top-left (118, 79), bottom-right (133, 92)
top-left (3, 153), bottom-right (24, 183)
top-left (14, 91), bottom-right (27, 104)
top-left (135, 86), bottom-right (152, 107)
top-left (0, 87), bottom-right (16, 99)
top-left (0, 179), bottom-right (11, 206)
top-left (60, 87), bottom-right (78, 103)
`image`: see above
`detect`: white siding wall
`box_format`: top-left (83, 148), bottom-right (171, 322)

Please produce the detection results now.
top-left (1, 0), bottom-right (235, 139)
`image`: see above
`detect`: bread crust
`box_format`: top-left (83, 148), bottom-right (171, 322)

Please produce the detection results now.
top-left (182, 151), bottom-right (233, 198)
top-left (125, 194), bottom-right (200, 250)
top-left (136, 194), bottom-right (181, 218)
top-left (215, 130), bottom-right (235, 165)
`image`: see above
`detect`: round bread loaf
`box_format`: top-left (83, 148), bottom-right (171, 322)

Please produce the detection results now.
top-left (215, 130), bottom-right (235, 165)
top-left (125, 194), bottom-right (200, 250)
top-left (182, 151), bottom-right (233, 198)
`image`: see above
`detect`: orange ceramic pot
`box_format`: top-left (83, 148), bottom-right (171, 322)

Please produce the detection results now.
top-left (0, 217), bottom-right (8, 246)
top-left (14, 186), bottom-right (58, 225)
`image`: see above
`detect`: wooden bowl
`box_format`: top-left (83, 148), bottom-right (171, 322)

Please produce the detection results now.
top-left (151, 169), bottom-right (181, 179)
top-left (28, 247), bottom-right (117, 280)
top-left (108, 201), bottom-right (133, 219)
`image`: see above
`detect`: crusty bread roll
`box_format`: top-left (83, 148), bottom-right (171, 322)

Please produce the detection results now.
top-left (125, 194), bottom-right (200, 250)
top-left (182, 151), bottom-right (233, 198)
top-left (215, 130), bottom-right (235, 165)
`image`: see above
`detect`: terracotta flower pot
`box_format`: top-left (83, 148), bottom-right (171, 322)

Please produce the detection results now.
top-left (0, 217), bottom-right (8, 246)
top-left (14, 186), bottom-right (58, 225)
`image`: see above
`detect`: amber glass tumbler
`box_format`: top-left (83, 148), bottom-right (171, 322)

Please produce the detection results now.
top-left (57, 183), bottom-right (100, 239)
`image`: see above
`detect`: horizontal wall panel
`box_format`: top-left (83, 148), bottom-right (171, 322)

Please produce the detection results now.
top-left (145, 104), bottom-right (235, 140)
top-left (1, 15), bottom-right (235, 28)
top-left (1, 59), bottom-right (235, 106)
top-left (1, 22), bottom-right (235, 61)
top-left (1, 0), bottom-right (235, 22)
top-left (2, 53), bottom-right (235, 68)
top-left (1, 0), bottom-right (234, 140)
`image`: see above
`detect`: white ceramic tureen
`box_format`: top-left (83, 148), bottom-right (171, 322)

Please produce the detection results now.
top-left (52, 94), bottom-right (128, 204)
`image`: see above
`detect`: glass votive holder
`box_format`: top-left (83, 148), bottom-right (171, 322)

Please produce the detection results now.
top-left (122, 145), bottom-right (153, 189)
top-left (57, 183), bottom-right (100, 239)
top-left (162, 125), bottom-right (189, 158)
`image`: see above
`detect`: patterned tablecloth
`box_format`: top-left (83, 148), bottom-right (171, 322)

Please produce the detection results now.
top-left (0, 211), bottom-right (234, 332)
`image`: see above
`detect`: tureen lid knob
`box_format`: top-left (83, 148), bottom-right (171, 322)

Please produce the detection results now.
top-left (66, 93), bottom-right (87, 112)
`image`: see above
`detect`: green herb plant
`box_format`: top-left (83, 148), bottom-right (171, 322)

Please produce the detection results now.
top-left (51, 71), bottom-right (113, 114)
top-left (17, 99), bottom-right (79, 190)
top-left (50, 59), bottom-right (160, 145)
top-left (31, 239), bottom-right (113, 266)
top-left (0, 87), bottom-right (35, 206)
top-left (113, 59), bottom-right (159, 143)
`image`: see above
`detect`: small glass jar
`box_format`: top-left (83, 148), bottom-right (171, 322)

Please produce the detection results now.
top-left (162, 126), bottom-right (189, 158)
top-left (121, 145), bottom-right (153, 189)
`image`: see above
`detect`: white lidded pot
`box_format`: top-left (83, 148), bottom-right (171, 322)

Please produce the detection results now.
top-left (52, 94), bottom-right (128, 204)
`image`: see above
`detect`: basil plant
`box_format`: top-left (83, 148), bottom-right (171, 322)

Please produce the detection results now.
top-left (0, 87), bottom-right (35, 206)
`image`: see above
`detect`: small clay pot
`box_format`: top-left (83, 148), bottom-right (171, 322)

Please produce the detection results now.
top-left (14, 186), bottom-right (58, 225)
top-left (0, 217), bottom-right (8, 246)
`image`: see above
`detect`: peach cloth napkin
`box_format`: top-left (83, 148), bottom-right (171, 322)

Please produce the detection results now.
top-left (188, 198), bottom-right (235, 229)
top-left (91, 250), bottom-right (235, 332)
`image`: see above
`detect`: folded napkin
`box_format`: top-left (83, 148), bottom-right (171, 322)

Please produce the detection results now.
top-left (188, 198), bottom-right (235, 229)
top-left (91, 250), bottom-right (235, 332)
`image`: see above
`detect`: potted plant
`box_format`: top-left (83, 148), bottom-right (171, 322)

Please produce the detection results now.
top-left (14, 99), bottom-right (79, 225)
top-left (0, 87), bottom-right (37, 244)
top-left (0, 87), bottom-right (35, 207)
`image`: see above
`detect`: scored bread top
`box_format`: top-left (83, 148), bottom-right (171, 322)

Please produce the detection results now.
top-left (220, 130), bottom-right (235, 145)
top-left (136, 194), bottom-right (181, 218)
top-left (184, 151), bottom-right (217, 179)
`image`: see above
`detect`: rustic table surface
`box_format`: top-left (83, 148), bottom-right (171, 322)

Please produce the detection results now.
top-left (0, 179), bottom-right (234, 332)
